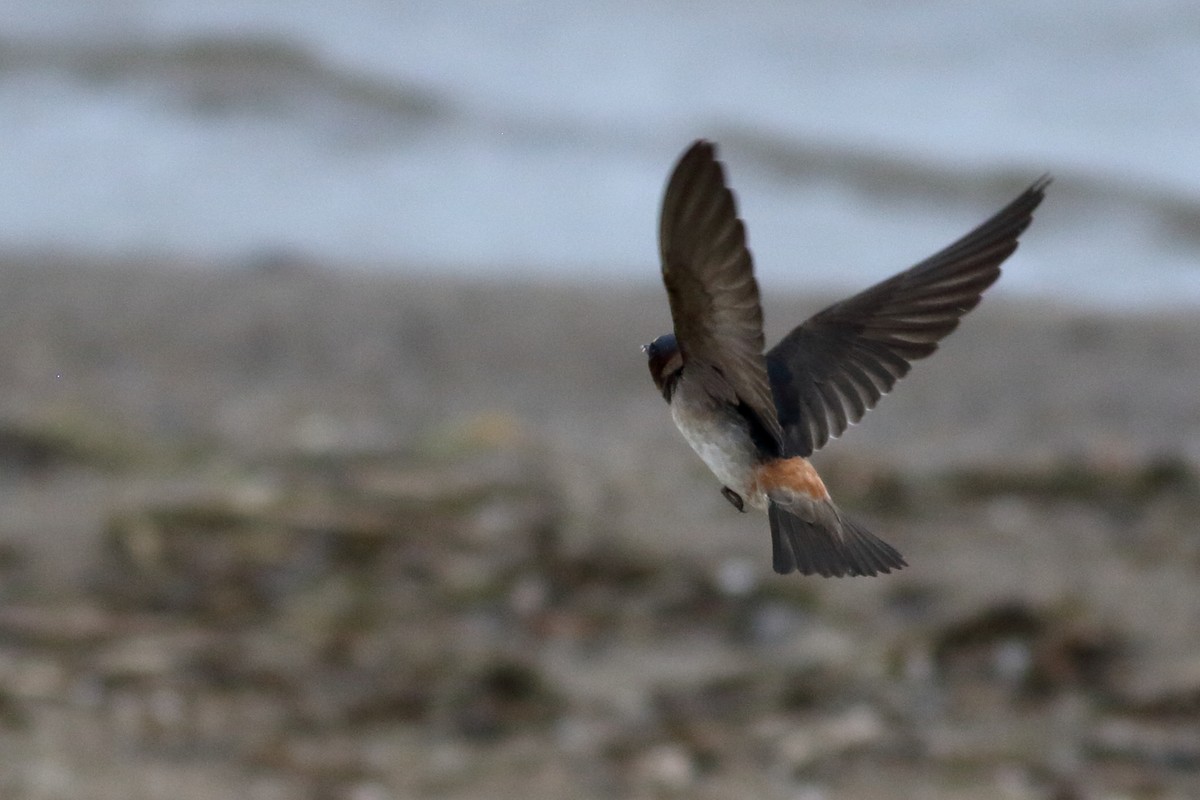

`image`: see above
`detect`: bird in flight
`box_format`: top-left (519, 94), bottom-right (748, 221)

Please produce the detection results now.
top-left (644, 140), bottom-right (1048, 577)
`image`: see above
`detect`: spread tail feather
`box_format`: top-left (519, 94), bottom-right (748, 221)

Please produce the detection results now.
top-left (768, 503), bottom-right (906, 577)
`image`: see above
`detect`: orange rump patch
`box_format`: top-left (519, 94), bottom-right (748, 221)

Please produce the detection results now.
top-left (756, 457), bottom-right (831, 501)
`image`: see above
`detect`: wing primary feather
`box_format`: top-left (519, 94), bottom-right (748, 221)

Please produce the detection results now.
top-left (767, 176), bottom-right (1048, 456)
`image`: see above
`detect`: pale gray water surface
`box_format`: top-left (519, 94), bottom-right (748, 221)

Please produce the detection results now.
top-left (1, 0), bottom-right (1198, 308)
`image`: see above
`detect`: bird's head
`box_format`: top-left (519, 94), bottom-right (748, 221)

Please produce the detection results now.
top-left (643, 333), bottom-right (683, 401)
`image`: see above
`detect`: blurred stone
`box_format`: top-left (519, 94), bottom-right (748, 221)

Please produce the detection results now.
top-left (632, 743), bottom-right (696, 793)
top-left (0, 687), bottom-right (27, 728)
top-left (1087, 717), bottom-right (1200, 770)
top-left (775, 705), bottom-right (887, 773)
top-left (92, 627), bottom-right (217, 681)
top-left (651, 671), bottom-right (763, 766)
top-left (97, 444), bottom-right (563, 622)
top-left (4, 654), bottom-right (68, 702)
top-left (931, 601), bottom-right (1122, 696)
top-left (945, 454), bottom-right (1199, 508)
top-left (448, 658), bottom-right (562, 741)
top-left (715, 557), bottom-right (757, 597)
top-left (739, 599), bottom-right (807, 646)
top-left (0, 603), bottom-right (125, 651)
top-left (984, 495), bottom-right (1038, 535)
top-left (0, 417), bottom-right (145, 476)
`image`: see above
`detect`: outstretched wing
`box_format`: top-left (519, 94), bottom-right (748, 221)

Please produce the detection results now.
top-left (660, 140), bottom-right (782, 448)
top-left (767, 177), bottom-right (1050, 457)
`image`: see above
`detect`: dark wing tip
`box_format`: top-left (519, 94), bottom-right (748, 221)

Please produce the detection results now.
top-left (660, 139), bottom-right (727, 260)
top-left (1004, 173), bottom-right (1051, 230)
top-left (673, 139), bottom-right (718, 176)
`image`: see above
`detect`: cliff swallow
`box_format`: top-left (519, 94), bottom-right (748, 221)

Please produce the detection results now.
top-left (645, 140), bottom-right (1048, 577)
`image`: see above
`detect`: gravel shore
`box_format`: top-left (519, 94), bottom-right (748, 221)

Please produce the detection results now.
top-left (0, 258), bottom-right (1197, 799)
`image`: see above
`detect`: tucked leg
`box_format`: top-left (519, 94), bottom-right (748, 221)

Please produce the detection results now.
top-left (721, 486), bottom-right (745, 512)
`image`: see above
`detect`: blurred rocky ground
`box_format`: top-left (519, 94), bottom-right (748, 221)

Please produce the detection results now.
top-left (0, 259), bottom-right (1198, 799)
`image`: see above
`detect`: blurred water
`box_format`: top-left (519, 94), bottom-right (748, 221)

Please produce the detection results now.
top-left (1, 0), bottom-right (1198, 308)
